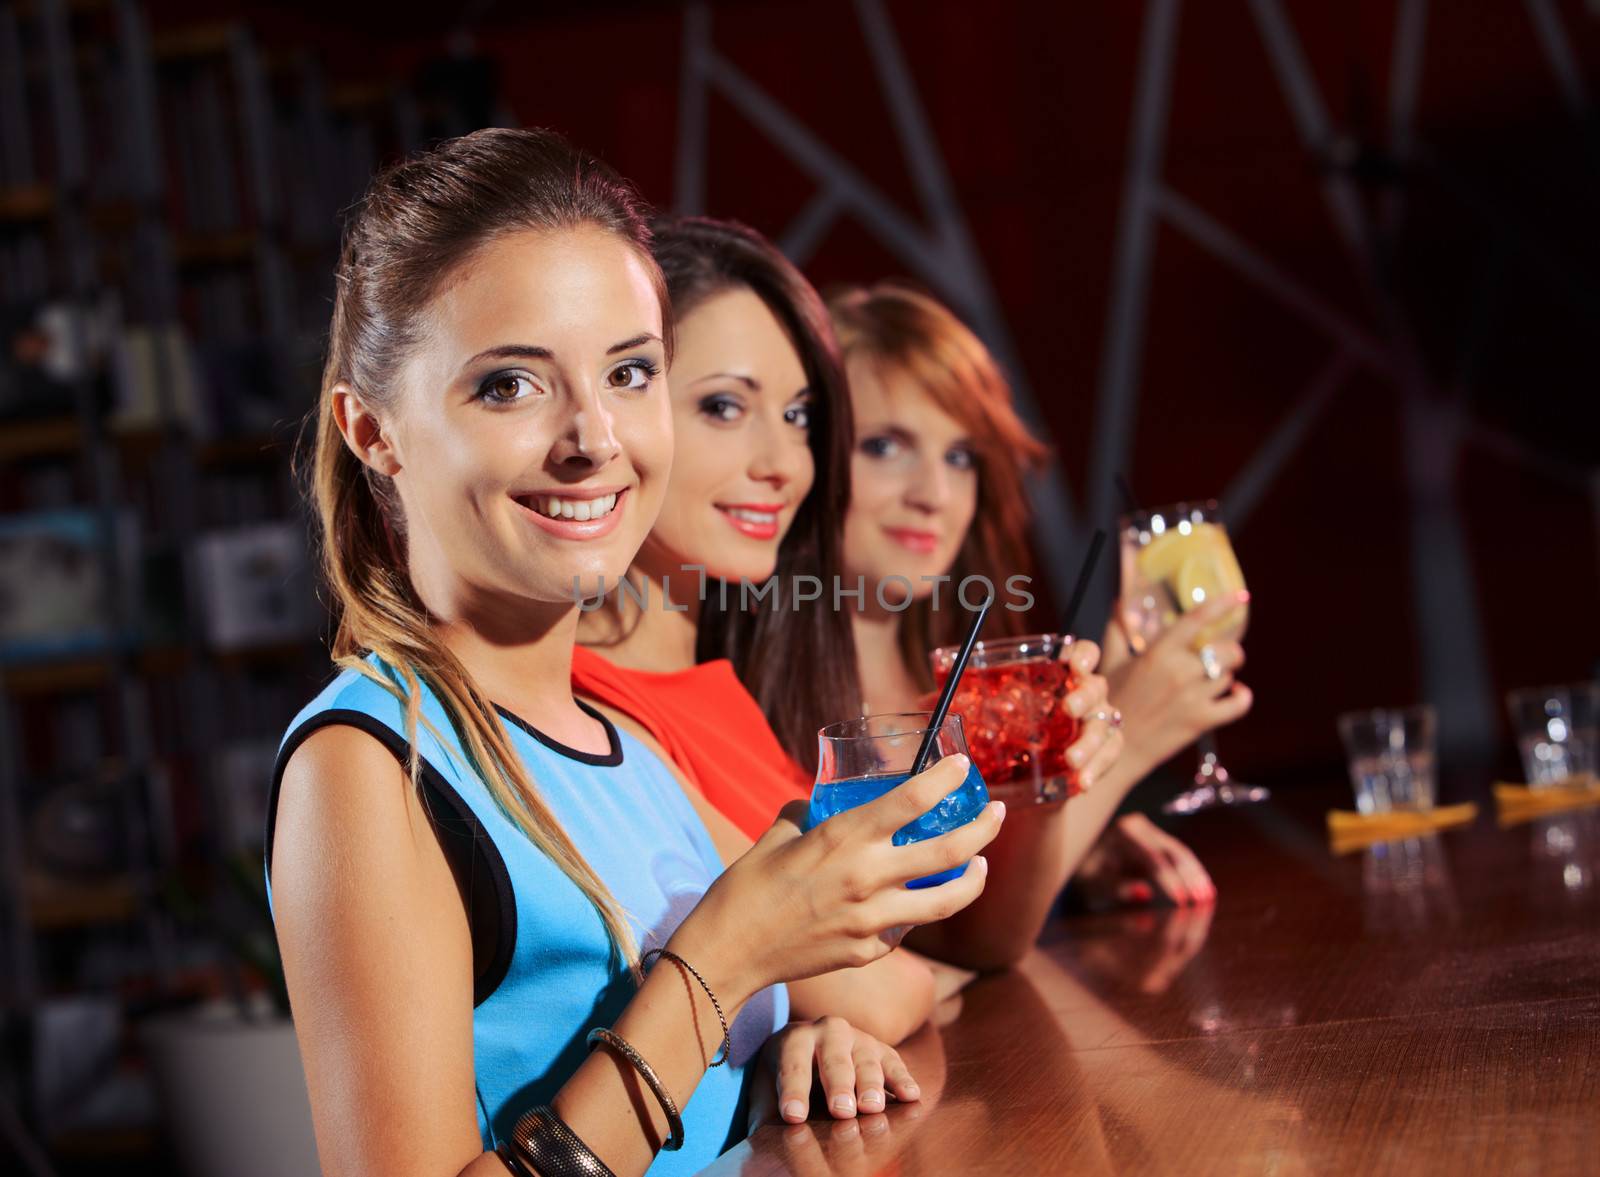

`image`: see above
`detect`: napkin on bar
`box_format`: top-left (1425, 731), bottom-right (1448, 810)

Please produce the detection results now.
top-left (1325, 802), bottom-right (1478, 852)
top-left (1493, 779), bottom-right (1600, 817)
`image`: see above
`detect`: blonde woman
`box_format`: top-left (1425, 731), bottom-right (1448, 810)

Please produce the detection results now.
top-left (265, 132), bottom-right (1002, 1177)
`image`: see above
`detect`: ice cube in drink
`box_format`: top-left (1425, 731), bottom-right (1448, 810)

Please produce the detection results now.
top-left (932, 635), bottom-right (1081, 803)
top-left (808, 760), bottom-right (990, 888)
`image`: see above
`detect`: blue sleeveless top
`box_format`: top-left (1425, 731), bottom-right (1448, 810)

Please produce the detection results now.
top-left (264, 656), bottom-right (788, 1174)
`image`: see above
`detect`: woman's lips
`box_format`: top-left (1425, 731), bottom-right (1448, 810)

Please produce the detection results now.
top-left (884, 526), bottom-right (939, 555)
top-left (513, 488), bottom-right (628, 540)
top-left (716, 503), bottom-right (784, 542)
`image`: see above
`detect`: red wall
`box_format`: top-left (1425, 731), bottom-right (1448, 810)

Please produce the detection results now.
top-left (157, 0), bottom-right (1600, 782)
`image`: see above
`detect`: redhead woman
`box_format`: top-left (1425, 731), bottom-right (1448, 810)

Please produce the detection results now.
top-left (265, 133), bottom-right (1001, 1177)
top-left (829, 282), bottom-right (1239, 926)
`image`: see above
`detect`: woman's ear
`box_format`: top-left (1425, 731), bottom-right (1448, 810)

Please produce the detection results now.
top-left (331, 383), bottom-right (402, 476)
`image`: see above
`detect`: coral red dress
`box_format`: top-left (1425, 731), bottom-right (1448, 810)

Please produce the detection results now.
top-left (571, 645), bottom-right (811, 841)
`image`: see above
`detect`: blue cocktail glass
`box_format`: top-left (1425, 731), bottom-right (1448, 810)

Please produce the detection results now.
top-left (809, 712), bottom-right (990, 889)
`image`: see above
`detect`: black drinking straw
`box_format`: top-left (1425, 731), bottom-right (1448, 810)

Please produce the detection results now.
top-left (908, 593), bottom-right (993, 777)
top-left (1057, 528), bottom-right (1107, 635)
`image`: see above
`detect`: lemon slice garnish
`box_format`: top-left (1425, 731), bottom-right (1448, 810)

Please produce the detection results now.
top-left (1175, 535), bottom-right (1248, 641)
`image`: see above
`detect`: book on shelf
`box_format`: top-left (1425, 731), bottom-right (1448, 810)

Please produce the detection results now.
top-left (0, 508), bottom-right (139, 665)
top-left (109, 324), bottom-right (207, 435)
top-left (191, 520), bottom-right (316, 651)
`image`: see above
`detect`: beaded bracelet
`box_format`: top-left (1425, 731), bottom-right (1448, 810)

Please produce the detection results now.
top-left (500, 1104), bottom-right (616, 1177)
top-left (586, 1028), bottom-right (685, 1152)
top-left (642, 947), bottom-right (732, 1068)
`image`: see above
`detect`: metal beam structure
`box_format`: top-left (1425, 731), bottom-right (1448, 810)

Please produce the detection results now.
top-left (672, 0), bottom-right (1082, 593)
top-left (670, 0), bottom-right (1599, 766)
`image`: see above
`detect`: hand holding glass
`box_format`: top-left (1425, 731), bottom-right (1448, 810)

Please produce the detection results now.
top-left (929, 634), bottom-right (1081, 805)
top-left (810, 713), bottom-right (990, 888)
top-left (1118, 500), bottom-right (1264, 813)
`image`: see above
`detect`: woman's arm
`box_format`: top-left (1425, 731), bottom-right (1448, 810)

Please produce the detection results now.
top-left (275, 714), bottom-right (1001, 1176)
top-left (905, 639), bottom-right (1125, 971)
top-left (587, 701), bottom-right (957, 1043)
top-left (273, 726), bottom-right (741, 1177)
top-left (1100, 590), bottom-right (1253, 784)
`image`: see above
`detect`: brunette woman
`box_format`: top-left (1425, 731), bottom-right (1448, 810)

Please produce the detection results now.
top-left (574, 219), bottom-right (1118, 984)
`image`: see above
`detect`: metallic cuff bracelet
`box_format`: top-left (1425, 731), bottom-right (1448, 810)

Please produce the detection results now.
top-left (503, 1104), bottom-right (616, 1177)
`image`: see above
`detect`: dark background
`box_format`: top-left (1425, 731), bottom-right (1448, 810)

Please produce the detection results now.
top-left (120, 0), bottom-right (1600, 779)
top-left (1, 0), bottom-right (1597, 1170)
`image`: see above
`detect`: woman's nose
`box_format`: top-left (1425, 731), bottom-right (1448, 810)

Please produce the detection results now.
top-left (746, 419), bottom-right (807, 490)
top-left (905, 454), bottom-right (952, 511)
top-left (548, 385), bottom-right (620, 470)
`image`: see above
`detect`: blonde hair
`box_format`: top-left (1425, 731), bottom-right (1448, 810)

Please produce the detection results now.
top-left (829, 281), bottom-right (1050, 689)
top-left (308, 129), bottom-right (669, 973)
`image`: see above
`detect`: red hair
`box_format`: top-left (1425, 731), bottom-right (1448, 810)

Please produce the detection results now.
top-left (829, 282), bottom-right (1050, 687)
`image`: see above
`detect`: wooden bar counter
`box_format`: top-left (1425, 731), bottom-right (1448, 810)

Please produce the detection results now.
top-left (702, 782), bottom-right (1600, 1175)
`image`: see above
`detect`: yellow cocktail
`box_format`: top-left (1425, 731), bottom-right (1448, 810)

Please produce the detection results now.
top-left (1119, 507), bottom-right (1248, 652)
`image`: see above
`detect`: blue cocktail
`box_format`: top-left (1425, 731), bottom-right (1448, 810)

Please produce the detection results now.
top-left (810, 713), bottom-right (990, 889)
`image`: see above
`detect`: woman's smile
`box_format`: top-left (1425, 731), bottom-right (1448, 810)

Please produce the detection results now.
top-left (512, 485), bottom-right (631, 540)
top-left (883, 525), bottom-right (940, 556)
top-left (715, 500), bottom-right (788, 541)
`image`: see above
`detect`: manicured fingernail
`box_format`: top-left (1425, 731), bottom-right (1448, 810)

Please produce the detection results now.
top-left (832, 1094), bottom-right (856, 1115)
top-left (901, 1082), bottom-right (921, 1100)
top-left (1236, 589), bottom-right (1250, 602)
top-left (859, 1089), bottom-right (884, 1110)
top-left (1128, 882), bottom-right (1153, 902)
top-left (973, 855), bottom-right (989, 876)
top-left (1069, 747), bottom-right (1087, 767)
top-left (991, 800), bottom-right (1007, 823)
top-left (1068, 695), bottom-right (1086, 716)
top-left (782, 1100), bottom-right (807, 1122)
top-left (951, 753), bottom-right (969, 771)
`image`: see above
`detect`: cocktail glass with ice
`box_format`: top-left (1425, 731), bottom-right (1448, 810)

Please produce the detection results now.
top-left (810, 713), bottom-right (989, 889)
top-left (929, 634), bottom-right (1081, 805)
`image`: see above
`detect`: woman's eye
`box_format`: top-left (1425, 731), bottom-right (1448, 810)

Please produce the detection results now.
top-left (860, 434), bottom-right (901, 460)
top-left (699, 394), bottom-right (743, 423)
top-left (606, 359), bottom-right (660, 391)
top-left (784, 402), bottom-right (812, 431)
top-left (477, 372), bottom-right (536, 404)
top-left (946, 446), bottom-right (977, 471)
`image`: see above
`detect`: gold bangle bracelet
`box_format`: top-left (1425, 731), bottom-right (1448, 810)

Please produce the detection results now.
top-left (586, 1027), bottom-right (685, 1151)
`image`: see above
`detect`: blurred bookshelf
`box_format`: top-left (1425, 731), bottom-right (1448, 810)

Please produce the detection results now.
top-left (0, 0), bottom-right (476, 1165)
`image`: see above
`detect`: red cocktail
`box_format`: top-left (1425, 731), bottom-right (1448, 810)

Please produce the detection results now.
top-left (929, 633), bottom-right (1082, 804)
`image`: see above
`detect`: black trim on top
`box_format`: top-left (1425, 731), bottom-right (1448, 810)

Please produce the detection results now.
top-left (265, 709), bottom-right (517, 1009)
top-left (493, 698), bottom-right (623, 767)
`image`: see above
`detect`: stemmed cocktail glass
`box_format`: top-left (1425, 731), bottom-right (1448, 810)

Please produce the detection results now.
top-left (1118, 500), bottom-right (1266, 814)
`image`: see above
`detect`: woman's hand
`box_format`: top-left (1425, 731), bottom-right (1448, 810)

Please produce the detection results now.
top-left (1057, 639), bottom-right (1123, 791)
top-left (1073, 813), bottom-right (1215, 907)
top-left (670, 755), bottom-right (1005, 1008)
top-left (765, 1017), bottom-right (920, 1123)
top-left (1102, 591), bottom-right (1252, 778)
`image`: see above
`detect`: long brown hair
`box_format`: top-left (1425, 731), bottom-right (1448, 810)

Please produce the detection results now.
top-left (829, 281), bottom-right (1050, 690)
top-left (652, 216), bottom-right (861, 774)
top-left (308, 127), bottom-right (667, 969)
